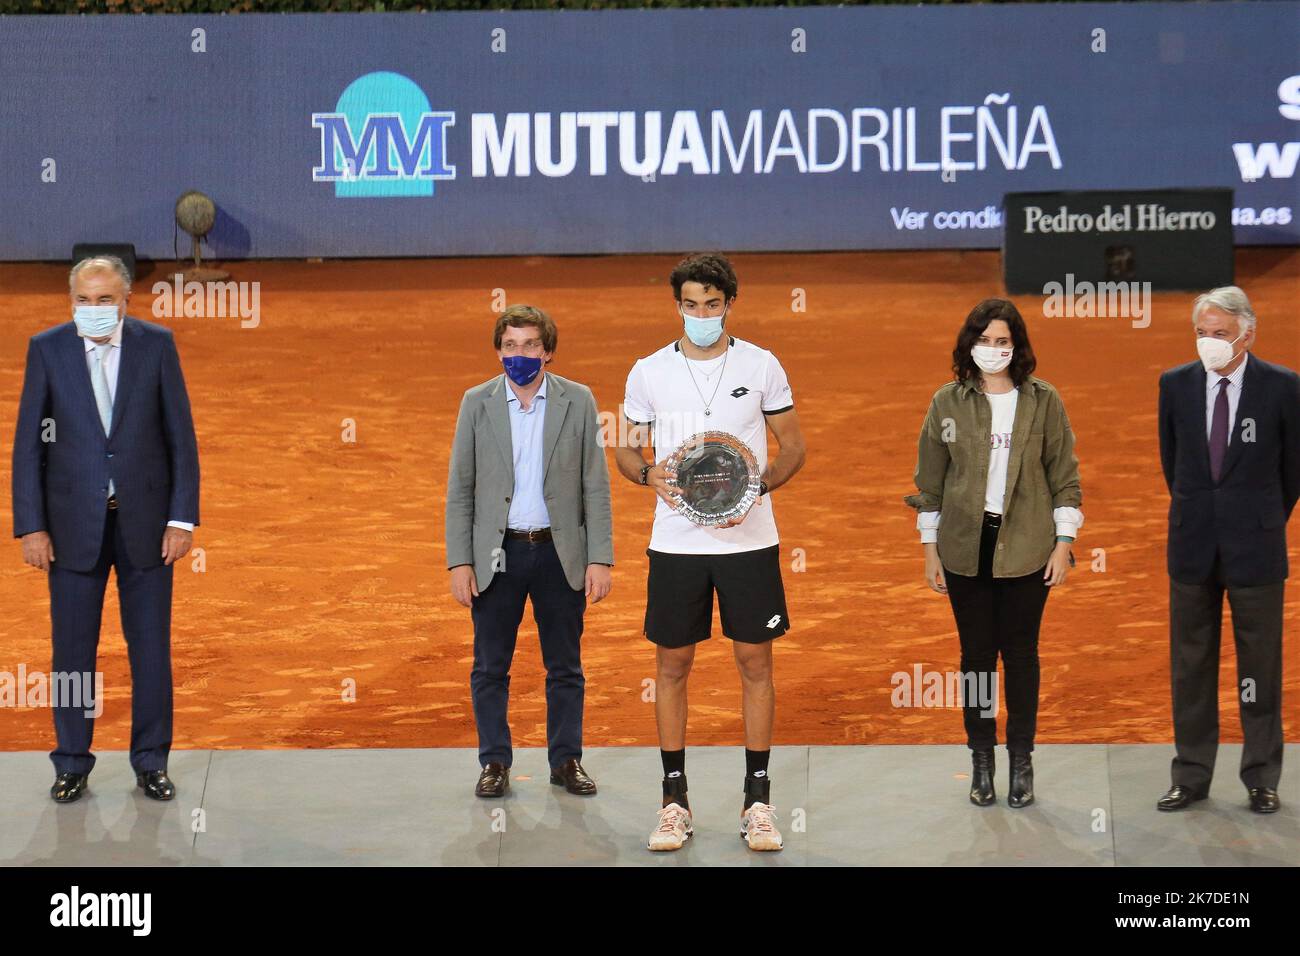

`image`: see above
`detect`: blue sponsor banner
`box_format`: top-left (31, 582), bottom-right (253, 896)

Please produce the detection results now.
top-left (0, 2), bottom-right (1295, 260)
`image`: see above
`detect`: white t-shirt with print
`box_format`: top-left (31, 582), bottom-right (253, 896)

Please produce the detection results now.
top-left (983, 389), bottom-right (1018, 514)
top-left (623, 336), bottom-right (794, 554)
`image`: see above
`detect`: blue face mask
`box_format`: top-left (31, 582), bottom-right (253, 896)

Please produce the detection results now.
top-left (502, 355), bottom-right (543, 387)
top-left (681, 306), bottom-right (726, 348)
top-left (73, 304), bottom-right (120, 338)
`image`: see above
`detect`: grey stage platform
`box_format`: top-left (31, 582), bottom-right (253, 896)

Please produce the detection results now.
top-left (1, 745), bottom-right (1295, 866)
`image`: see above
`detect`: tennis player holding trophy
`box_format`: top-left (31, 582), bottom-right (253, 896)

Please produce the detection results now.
top-left (614, 253), bottom-right (806, 852)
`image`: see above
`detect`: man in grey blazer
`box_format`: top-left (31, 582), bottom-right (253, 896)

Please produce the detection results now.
top-left (445, 305), bottom-right (613, 798)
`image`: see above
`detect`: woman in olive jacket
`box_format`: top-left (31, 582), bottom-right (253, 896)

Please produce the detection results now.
top-left (904, 298), bottom-right (1083, 808)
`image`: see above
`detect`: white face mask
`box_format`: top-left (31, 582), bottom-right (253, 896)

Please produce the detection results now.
top-left (972, 344), bottom-right (1013, 374)
top-left (1196, 330), bottom-right (1245, 372)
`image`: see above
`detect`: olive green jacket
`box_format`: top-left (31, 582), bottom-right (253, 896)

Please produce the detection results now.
top-left (904, 375), bottom-right (1082, 577)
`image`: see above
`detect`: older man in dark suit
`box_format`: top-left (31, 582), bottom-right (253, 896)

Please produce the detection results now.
top-left (1157, 285), bottom-right (1299, 813)
top-left (12, 255), bottom-right (200, 803)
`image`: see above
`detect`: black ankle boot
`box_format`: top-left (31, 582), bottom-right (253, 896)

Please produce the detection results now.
top-left (1008, 750), bottom-right (1034, 808)
top-left (969, 748), bottom-right (995, 806)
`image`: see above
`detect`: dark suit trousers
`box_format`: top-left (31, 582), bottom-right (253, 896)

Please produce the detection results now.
top-left (943, 515), bottom-right (1052, 753)
top-left (1169, 549), bottom-right (1284, 792)
top-left (48, 506), bottom-right (174, 775)
top-left (469, 536), bottom-right (586, 769)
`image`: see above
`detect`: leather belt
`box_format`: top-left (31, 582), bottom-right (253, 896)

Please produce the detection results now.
top-left (505, 527), bottom-right (551, 543)
top-left (107, 494), bottom-right (119, 511)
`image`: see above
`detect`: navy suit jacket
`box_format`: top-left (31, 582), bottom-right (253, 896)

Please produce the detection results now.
top-left (1158, 353), bottom-right (1300, 586)
top-left (12, 316), bottom-right (200, 572)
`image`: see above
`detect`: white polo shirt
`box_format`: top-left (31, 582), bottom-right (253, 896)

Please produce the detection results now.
top-left (623, 336), bottom-right (794, 554)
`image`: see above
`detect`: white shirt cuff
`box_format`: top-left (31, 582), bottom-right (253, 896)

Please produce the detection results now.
top-left (1053, 506), bottom-right (1083, 538)
top-left (917, 509), bottom-right (1079, 540)
top-left (917, 510), bottom-right (940, 543)
top-left (167, 520), bottom-right (195, 532)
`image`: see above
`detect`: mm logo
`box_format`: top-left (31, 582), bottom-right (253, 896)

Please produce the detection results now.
top-left (312, 71), bottom-right (456, 197)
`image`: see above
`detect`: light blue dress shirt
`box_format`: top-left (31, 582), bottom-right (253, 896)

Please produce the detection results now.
top-left (505, 373), bottom-right (552, 530)
top-left (82, 322), bottom-right (193, 532)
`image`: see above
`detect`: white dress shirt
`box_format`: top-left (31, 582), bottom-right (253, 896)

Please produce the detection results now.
top-left (83, 321), bottom-right (193, 533)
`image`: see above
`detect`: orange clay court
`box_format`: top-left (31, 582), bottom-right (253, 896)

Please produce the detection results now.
top-left (0, 249), bottom-right (1296, 754)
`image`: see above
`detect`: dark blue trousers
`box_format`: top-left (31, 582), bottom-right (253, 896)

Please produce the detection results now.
top-left (469, 537), bottom-right (586, 769)
top-left (48, 506), bottom-right (174, 775)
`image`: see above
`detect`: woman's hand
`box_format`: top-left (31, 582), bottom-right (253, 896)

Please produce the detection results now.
top-left (1043, 541), bottom-right (1073, 586)
top-left (923, 543), bottom-right (947, 594)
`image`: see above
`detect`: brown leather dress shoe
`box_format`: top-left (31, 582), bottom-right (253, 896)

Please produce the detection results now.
top-left (550, 758), bottom-right (597, 795)
top-left (1248, 787), bottom-right (1280, 813)
top-left (475, 762), bottom-right (510, 798)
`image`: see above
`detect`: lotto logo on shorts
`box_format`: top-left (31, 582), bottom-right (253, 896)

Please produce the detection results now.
top-left (766, 614), bottom-right (782, 629)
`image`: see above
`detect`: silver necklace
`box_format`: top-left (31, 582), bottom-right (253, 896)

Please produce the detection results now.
top-left (682, 338), bottom-right (728, 417)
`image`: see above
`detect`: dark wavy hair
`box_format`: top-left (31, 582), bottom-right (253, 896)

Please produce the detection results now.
top-left (952, 298), bottom-right (1037, 388)
top-left (669, 252), bottom-right (738, 303)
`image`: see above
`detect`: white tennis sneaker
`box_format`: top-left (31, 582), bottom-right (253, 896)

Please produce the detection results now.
top-left (647, 802), bottom-right (694, 851)
top-left (740, 802), bottom-right (784, 851)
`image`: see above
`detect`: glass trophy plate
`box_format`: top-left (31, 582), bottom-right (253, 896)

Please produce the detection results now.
top-left (663, 431), bottom-right (762, 527)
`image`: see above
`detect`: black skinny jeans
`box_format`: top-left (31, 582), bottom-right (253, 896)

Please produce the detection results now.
top-left (942, 512), bottom-right (1051, 753)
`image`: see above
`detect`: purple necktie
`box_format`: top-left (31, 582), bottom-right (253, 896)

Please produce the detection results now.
top-left (1209, 378), bottom-right (1229, 482)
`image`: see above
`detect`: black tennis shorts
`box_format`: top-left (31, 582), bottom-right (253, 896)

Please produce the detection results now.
top-left (643, 544), bottom-right (790, 648)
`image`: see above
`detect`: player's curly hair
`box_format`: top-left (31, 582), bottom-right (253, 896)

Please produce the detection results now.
top-left (669, 252), bottom-right (738, 303)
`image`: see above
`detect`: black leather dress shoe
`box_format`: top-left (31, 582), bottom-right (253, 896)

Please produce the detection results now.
top-left (1247, 787), bottom-right (1280, 813)
top-left (1156, 784), bottom-right (1207, 811)
top-left (136, 770), bottom-right (176, 801)
top-left (475, 762), bottom-right (510, 798)
top-left (550, 758), bottom-right (597, 795)
top-left (969, 748), bottom-right (995, 806)
top-left (1008, 750), bottom-right (1034, 808)
top-left (50, 772), bottom-right (88, 803)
